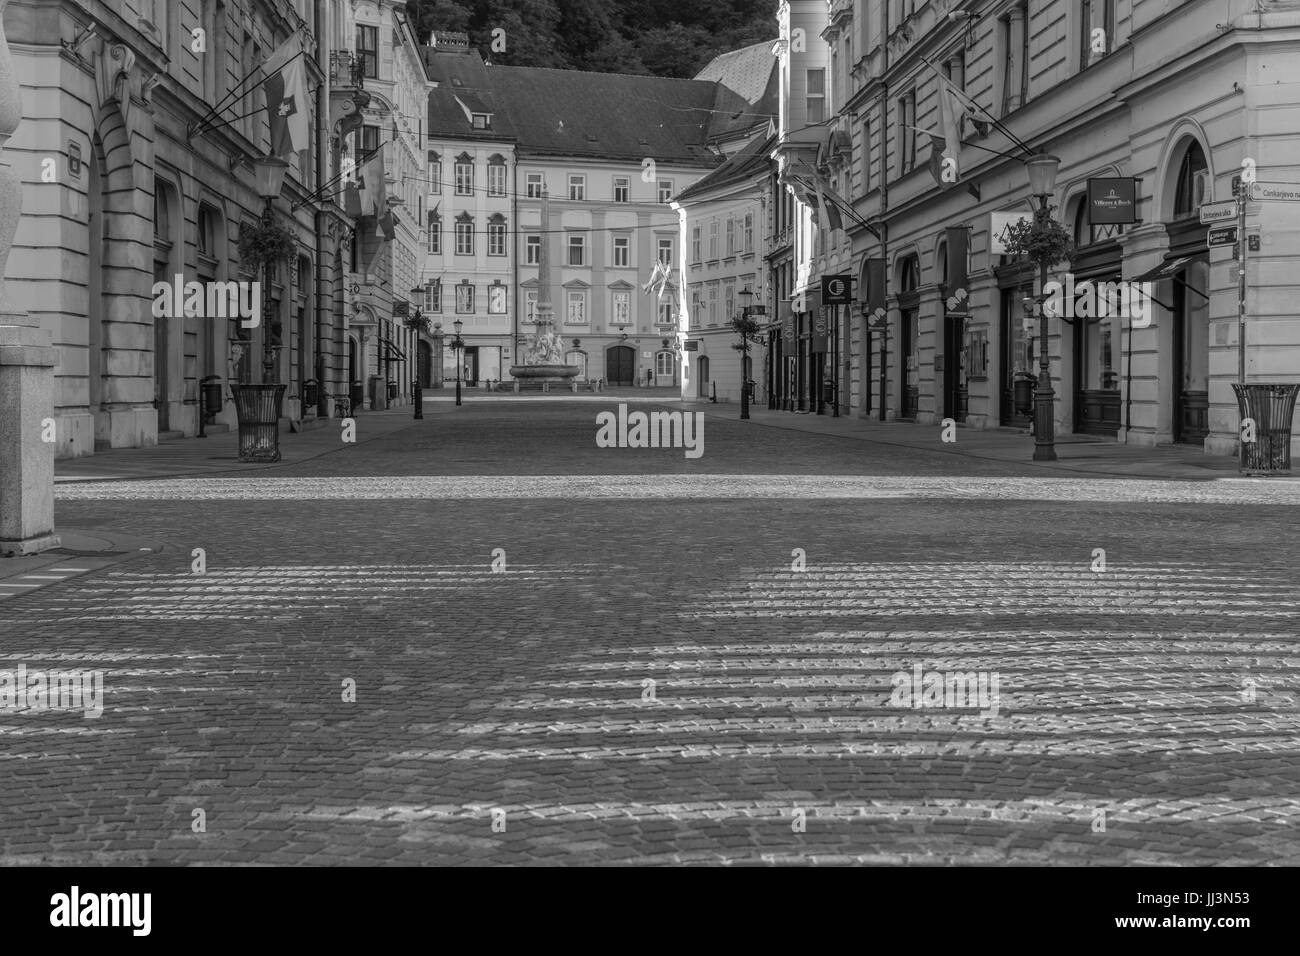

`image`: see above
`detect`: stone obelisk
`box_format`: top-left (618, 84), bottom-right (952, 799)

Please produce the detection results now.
top-left (0, 0), bottom-right (59, 555)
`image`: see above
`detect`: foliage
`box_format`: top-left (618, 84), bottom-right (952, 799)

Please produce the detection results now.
top-left (237, 219), bottom-right (297, 269)
top-left (406, 0), bottom-right (775, 77)
top-left (730, 310), bottom-right (761, 352)
top-left (403, 311), bottom-right (431, 335)
top-left (999, 212), bottom-right (1073, 269)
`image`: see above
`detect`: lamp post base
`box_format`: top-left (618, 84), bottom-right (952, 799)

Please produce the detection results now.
top-left (1033, 383), bottom-right (1057, 461)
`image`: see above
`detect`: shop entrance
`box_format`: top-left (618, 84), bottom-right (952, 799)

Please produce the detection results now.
top-left (1172, 258), bottom-right (1210, 445)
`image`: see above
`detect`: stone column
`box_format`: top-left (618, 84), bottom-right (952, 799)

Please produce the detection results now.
top-left (0, 0), bottom-right (59, 555)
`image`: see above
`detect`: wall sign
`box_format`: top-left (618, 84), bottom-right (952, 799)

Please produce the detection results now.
top-left (821, 274), bottom-right (852, 305)
top-left (1087, 177), bottom-right (1138, 224)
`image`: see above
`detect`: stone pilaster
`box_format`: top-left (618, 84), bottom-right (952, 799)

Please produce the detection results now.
top-left (0, 0), bottom-right (58, 554)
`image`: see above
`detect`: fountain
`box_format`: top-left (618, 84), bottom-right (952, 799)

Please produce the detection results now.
top-left (508, 186), bottom-right (580, 392)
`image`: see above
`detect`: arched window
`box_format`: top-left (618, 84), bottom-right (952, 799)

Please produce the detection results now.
top-left (1173, 141), bottom-right (1208, 219)
top-left (936, 240), bottom-right (948, 285)
top-left (897, 255), bottom-right (920, 293)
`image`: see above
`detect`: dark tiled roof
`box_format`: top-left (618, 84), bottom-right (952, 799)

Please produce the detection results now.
top-left (423, 48), bottom-right (764, 165)
top-left (674, 133), bottom-right (775, 202)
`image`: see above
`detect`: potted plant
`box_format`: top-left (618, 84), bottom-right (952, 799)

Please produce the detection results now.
top-left (998, 213), bottom-right (1072, 269)
top-left (237, 219), bottom-right (297, 270)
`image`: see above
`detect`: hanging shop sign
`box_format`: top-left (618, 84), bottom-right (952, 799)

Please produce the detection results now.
top-left (1087, 177), bottom-right (1138, 224)
top-left (820, 274), bottom-right (852, 305)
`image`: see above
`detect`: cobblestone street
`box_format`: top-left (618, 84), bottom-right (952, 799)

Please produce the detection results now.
top-left (3, 402), bottom-right (1299, 865)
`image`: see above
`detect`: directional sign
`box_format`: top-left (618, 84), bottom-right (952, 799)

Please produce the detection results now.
top-left (1199, 199), bottom-right (1237, 224)
top-left (1207, 226), bottom-right (1238, 247)
top-left (1251, 181), bottom-right (1300, 202)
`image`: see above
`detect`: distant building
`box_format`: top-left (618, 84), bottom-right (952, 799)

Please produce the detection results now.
top-left (420, 45), bottom-right (769, 389)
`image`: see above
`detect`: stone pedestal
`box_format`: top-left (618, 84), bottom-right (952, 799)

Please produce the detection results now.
top-left (0, 313), bottom-right (59, 554)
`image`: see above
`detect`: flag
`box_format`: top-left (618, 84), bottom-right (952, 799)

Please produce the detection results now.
top-left (357, 145), bottom-right (387, 218)
top-left (262, 35), bottom-right (308, 159)
top-left (791, 164), bottom-right (843, 233)
top-left (923, 59), bottom-right (990, 190)
top-left (378, 210), bottom-right (395, 242)
top-left (641, 261), bottom-right (665, 296)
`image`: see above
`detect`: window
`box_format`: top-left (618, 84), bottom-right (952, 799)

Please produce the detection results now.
top-left (455, 156), bottom-right (474, 196)
top-left (427, 151), bottom-right (440, 193)
top-left (692, 224), bottom-right (701, 262)
top-left (567, 233), bottom-right (586, 266)
top-left (1080, 0), bottom-right (1116, 69)
top-left (708, 219), bottom-right (719, 259)
top-left (612, 235), bottom-right (630, 267)
top-left (196, 204), bottom-right (215, 257)
top-left (488, 283), bottom-right (507, 314)
top-left (743, 212), bottom-right (753, 253)
top-left (359, 124), bottom-right (379, 157)
top-left (1173, 141), bottom-right (1209, 219)
top-left (525, 172), bottom-right (544, 198)
top-left (487, 162), bottom-right (506, 197)
top-left (426, 211), bottom-right (440, 254)
top-left (424, 282), bottom-right (441, 313)
top-left (657, 179), bottom-right (673, 203)
top-left (861, 120), bottom-right (871, 193)
top-left (724, 281), bottom-right (735, 322)
top-left (658, 238), bottom-right (673, 266)
top-left (487, 216), bottom-right (506, 257)
top-left (472, 113), bottom-right (490, 130)
top-left (897, 92), bottom-right (916, 175)
top-left (612, 290), bottom-right (631, 325)
top-left (707, 284), bottom-right (718, 325)
top-left (1000, 1), bottom-right (1029, 114)
top-left (691, 290), bottom-right (701, 329)
top-left (455, 214), bottom-right (474, 255)
top-left (656, 351), bottom-right (674, 376)
top-left (568, 174), bottom-right (585, 201)
top-left (455, 283), bottom-right (474, 313)
top-left (357, 24), bottom-right (378, 79)
top-left (807, 69), bottom-right (825, 123)
top-left (525, 234), bottom-right (541, 265)
top-left (725, 217), bottom-right (736, 256)
top-left (525, 290), bottom-right (537, 322)
top-left (566, 290), bottom-right (587, 324)
top-left (613, 176), bottom-right (630, 203)
top-left (658, 303), bottom-right (674, 327)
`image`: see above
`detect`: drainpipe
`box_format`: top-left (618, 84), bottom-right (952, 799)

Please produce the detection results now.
top-left (878, 0), bottom-right (889, 421)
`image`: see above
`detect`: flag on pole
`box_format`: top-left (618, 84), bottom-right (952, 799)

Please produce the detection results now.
top-left (378, 210), bottom-right (396, 242)
top-left (357, 145), bottom-right (387, 219)
top-left (791, 164), bottom-right (843, 233)
top-left (262, 35), bottom-right (308, 159)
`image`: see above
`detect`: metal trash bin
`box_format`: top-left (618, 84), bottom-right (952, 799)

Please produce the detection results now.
top-left (1232, 382), bottom-right (1300, 475)
top-left (229, 383), bottom-right (286, 463)
top-left (370, 375), bottom-right (387, 411)
top-left (1013, 372), bottom-right (1036, 416)
top-left (349, 380), bottom-right (364, 412)
top-left (303, 378), bottom-right (319, 408)
top-left (200, 375), bottom-right (223, 420)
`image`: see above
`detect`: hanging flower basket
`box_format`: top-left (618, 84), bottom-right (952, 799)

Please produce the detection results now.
top-left (238, 220), bottom-right (297, 270)
top-left (1000, 214), bottom-right (1073, 269)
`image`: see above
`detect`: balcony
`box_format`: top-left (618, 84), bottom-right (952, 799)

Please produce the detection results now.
top-left (330, 51), bottom-right (366, 89)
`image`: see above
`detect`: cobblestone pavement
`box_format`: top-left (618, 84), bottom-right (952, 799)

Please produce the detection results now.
top-left (4, 402), bottom-right (1300, 865)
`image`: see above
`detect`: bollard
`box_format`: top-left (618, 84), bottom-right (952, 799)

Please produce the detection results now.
top-left (412, 379), bottom-right (423, 420)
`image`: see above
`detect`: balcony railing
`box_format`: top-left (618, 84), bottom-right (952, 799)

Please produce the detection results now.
top-left (329, 50), bottom-right (365, 88)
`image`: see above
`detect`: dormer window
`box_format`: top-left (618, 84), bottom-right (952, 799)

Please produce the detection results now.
top-left (472, 113), bottom-right (491, 130)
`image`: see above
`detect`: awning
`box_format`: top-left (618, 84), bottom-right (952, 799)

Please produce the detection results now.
top-left (378, 337), bottom-right (407, 362)
top-left (1131, 255), bottom-right (1210, 301)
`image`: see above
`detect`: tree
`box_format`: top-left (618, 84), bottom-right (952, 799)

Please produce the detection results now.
top-left (635, 22), bottom-right (714, 78)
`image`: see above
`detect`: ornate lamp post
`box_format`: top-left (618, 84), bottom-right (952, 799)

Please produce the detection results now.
top-left (228, 155), bottom-right (290, 463)
top-left (252, 156), bottom-right (288, 385)
top-left (1024, 152), bottom-right (1063, 462)
top-left (734, 286), bottom-right (759, 421)
top-left (452, 318), bottom-right (464, 407)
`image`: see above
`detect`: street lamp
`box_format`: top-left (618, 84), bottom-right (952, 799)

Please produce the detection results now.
top-left (737, 286), bottom-right (755, 420)
top-left (452, 318), bottom-right (464, 407)
top-left (1026, 152), bottom-right (1062, 462)
top-left (252, 156), bottom-right (288, 386)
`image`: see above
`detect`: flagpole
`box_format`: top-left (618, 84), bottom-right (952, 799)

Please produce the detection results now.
top-left (918, 54), bottom-right (1034, 158)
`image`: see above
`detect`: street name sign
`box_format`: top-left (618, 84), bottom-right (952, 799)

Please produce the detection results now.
top-left (1199, 199), bottom-right (1236, 224)
top-left (1251, 181), bottom-right (1300, 202)
top-left (1207, 226), bottom-right (1237, 247)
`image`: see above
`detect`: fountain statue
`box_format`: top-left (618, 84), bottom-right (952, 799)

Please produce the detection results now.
top-left (508, 186), bottom-right (580, 392)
